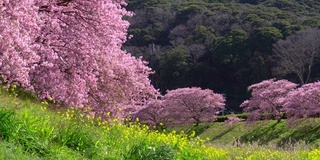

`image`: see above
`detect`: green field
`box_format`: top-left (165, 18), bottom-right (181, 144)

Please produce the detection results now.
top-left (1, 88), bottom-right (320, 159)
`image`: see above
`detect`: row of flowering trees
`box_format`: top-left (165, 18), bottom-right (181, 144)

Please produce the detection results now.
top-left (241, 79), bottom-right (320, 124)
top-left (132, 78), bottom-right (320, 127)
top-left (2, 1), bottom-right (319, 127)
top-left (0, 0), bottom-right (227, 123)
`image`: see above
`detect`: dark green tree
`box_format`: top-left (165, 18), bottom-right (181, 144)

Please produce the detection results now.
top-left (159, 45), bottom-right (192, 91)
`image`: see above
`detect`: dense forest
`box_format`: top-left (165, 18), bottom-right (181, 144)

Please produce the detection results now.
top-left (123, 0), bottom-right (320, 112)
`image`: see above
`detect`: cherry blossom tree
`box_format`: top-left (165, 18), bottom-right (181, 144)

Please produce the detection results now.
top-left (283, 81), bottom-right (320, 120)
top-left (0, 0), bottom-right (158, 119)
top-left (132, 87), bottom-right (225, 126)
top-left (160, 87), bottom-right (225, 125)
top-left (241, 79), bottom-right (297, 121)
top-left (130, 99), bottom-right (166, 127)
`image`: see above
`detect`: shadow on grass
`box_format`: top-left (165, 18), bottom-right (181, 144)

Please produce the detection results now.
top-left (239, 119), bottom-right (320, 148)
top-left (240, 120), bottom-right (287, 145)
top-left (210, 126), bottom-right (235, 142)
top-left (185, 124), bottom-right (211, 137)
top-left (278, 119), bottom-right (320, 147)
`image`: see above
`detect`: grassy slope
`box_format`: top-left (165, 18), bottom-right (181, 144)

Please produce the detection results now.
top-left (169, 118), bottom-right (320, 149)
top-left (1, 88), bottom-right (320, 159)
top-left (0, 88), bottom-right (235, 159)
top-left (0, 89), bottom-right (89, 159)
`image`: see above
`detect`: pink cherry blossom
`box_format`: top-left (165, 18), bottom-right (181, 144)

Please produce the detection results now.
top-left (0, 0), bottom-right (158, 119)
top-left (241, 79), bottom-right (297, 121)
top-left (224, 114), bottom-right (244, 126)
top-left (283, 81), bottom-right (320, 120)
top-left (133, 87), bottom-right (225, 126)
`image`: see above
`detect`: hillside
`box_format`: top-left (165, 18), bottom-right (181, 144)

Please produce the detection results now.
top-left (169, 119), bottom-right (320, 149)
top-left (124, 0), bottom-right (320, 111)
top-left (0, 88), bottom-right (212, 159)
top-left (1, 88), bottom-right (320, 159)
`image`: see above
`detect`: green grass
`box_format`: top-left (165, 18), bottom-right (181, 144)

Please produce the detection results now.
top-left (0, 88), bottom-right (220, 159)
top-left (1, 87), bottom-right (320, 159)
top-left (168, 118), bottom-right (320, 150)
